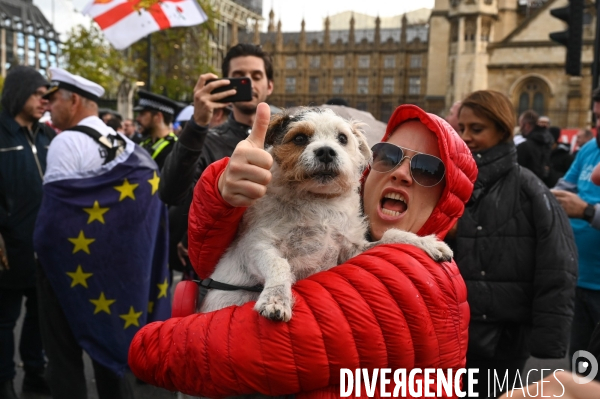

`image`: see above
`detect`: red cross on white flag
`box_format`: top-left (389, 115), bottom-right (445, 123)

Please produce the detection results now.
top-left (82, 0), bottom-right (208, 50)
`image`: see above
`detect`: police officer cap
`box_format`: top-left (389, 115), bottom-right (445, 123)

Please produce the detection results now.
top-left (44, 67), bottom-right (105, 102)
top-left (134, 90), bottom-right (182, 116)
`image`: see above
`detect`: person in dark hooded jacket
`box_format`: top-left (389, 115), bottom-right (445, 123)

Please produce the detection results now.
top-left (516, 109), bottom-right (555, 186)
top-left (0, 66), bottom-right (54, 399)
top-left (547, 126), bottom-right (574, 188)
top-left (454, 90), bottom-right (577, 399)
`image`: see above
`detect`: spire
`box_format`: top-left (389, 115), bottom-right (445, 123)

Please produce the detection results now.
top-left (400, 13), bottom-right (408, 45)
top-left (268, 8), bottom-right (275, 33)
top-left (253, 19), bottom-right (260, 45)
top-left (375, 15), bottom-right (381, 45)
top-left (276, 19), bottom-right (283, 50)
top-left (231, 14), bottom-right (238, 46)
top-left (349, 12), bottom-right (355, 46)
top-left (324, 16), bottom-right (330, 49)
top-left (300, 18), bottom-right (306, 50)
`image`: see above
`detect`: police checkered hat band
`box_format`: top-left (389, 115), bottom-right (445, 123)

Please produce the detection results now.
top-left (137, 98), bottom-right (175, 115)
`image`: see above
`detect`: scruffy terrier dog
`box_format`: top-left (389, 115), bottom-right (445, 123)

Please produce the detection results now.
top-left (201, 108), bottom-right (452, 321)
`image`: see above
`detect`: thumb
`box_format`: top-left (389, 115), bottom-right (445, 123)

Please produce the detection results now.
top-left (246, 102), bottom-right (271, 149)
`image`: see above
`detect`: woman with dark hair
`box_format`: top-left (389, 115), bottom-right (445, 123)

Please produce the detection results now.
top-left (454, 90), bottom-right (577, 398)
top-left (129, 103), bottom-right (477, 398)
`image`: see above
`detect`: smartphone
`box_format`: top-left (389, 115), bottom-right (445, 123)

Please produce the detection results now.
top-left (207, 77), bottom-right (252, 103)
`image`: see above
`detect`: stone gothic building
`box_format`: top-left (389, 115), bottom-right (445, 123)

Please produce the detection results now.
top-left (237, 0), bottom-right (596, 128)
top-left (239, 10), bottom-right (430, 122)
top-left (207, 0), bottom-right (264, 72)
top-left (426, 0), bottom-right (596, 128)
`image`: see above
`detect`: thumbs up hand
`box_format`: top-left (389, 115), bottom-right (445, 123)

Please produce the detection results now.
top-left (218, 103), bottom-right (273, 207)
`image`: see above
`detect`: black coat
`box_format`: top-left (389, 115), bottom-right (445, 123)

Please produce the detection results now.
top-left (159, 114), bottom-right (251, 206)
top-left (0, 111), bottom-right (55, 289)
top-left (516, 125), bottom-right (554, 186)
top-left (452, 142), bottom-right (577, 360)
top-left (547, 143), bottom-right (574, 188)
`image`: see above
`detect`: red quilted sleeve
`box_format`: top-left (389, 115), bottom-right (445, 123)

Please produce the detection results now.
top-left (129, 245), bottom-right (469, 398)
top-left (187, 157), bottom-right (246, 278)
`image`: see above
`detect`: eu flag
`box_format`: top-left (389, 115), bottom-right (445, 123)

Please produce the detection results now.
top-left (34, 145), bottom-right (170, 376)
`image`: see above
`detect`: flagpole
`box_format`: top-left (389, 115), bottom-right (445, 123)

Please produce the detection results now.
top-left (147, 34), bottom-right (152, 90)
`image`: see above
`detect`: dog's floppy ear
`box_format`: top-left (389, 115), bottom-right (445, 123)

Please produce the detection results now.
top-left (265, 113), bottom-right (293, 148)
top-left (350, 121), bottom-right (372, 165)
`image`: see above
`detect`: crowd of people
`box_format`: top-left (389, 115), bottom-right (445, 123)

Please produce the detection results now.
top-left (1, 41), bottom-right (600, 399)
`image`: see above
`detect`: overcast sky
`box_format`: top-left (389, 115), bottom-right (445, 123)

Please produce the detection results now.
top-left (34, 0), bottom-right (435, 39)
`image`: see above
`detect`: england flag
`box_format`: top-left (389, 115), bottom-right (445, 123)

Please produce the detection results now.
top-left (82, 0), bottom-right (208, 50)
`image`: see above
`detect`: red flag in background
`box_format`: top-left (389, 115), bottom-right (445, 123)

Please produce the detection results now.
top-left (82, 0), bottom-right (208, 50)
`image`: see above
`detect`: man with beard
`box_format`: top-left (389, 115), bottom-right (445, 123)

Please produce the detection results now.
top-left (135, 91), bottom-right (182, 169)
top-left (157, 44), bottom-right (274, 279)
top-left (158, 43), bottom-right (274, 207)
top-left (0, 66), bottom-right (53, 399)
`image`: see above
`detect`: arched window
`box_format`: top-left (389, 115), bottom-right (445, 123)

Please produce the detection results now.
top-left (515, 77), bottom-right (550, 117)
top-left (518, 93), bottom-right (529, 115)
top-left (533, 92), bottom-right (544, 115)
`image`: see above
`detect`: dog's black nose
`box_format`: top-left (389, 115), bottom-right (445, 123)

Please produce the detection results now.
top-left (315, 146), bottom-right (336, 164)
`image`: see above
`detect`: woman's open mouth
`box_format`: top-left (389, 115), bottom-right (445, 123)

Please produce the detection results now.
top-left (380, 192), bottom-right (407, 217)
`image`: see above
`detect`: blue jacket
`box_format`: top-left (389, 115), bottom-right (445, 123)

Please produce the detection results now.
top-left (0, 110), bottom-right (55, 288)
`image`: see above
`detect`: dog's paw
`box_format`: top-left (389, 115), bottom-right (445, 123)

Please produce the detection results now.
top-left (254, 285), bottom-right (292, 322)
top-left (379, 229), bottom-right (453, 262)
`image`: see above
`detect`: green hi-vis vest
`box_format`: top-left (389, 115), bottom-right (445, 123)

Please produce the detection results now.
top-left (141, 132), bottom-right (177, 160)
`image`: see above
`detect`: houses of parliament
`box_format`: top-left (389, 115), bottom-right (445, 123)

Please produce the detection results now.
top-left (238, 0), bottom-right (596, 127)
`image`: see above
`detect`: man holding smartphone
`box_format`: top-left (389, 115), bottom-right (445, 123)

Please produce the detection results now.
top-left (158, 44), bottom-right (273, 275)
top-left (159, 44), bottom-right (274, 207)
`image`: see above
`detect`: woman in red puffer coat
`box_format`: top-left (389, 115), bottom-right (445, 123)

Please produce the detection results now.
top-left (128, 104), bottom-right (478, 398)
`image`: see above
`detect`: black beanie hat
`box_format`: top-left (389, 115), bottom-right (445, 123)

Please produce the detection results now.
top-left (548, 126), bottom-right (561, 143)
top-left (1, 66), bottom-right (50, 117)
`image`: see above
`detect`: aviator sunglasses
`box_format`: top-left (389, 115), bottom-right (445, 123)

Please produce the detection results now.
top-left (370, 142), bottom-right (446, 187)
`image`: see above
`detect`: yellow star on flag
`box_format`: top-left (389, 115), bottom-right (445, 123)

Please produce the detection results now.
top-left (157, 278), bottom-right (169, 299)
top-left (113, 179), bottom-right (139, 201)
top-left (120, 306), bottom-right (143, 329)
top-left (66, 265), bottom-right (93, 288)
top-left (68, 231), bottom-right (95, 254)
top-left (147, 172), bottom-right (160, 195)
top-left (90, 292), bottom-right (116, 315)
top-left (148, 301), bottom-right (154, 314)
top-left (83, 201), bottom-right (109, 224)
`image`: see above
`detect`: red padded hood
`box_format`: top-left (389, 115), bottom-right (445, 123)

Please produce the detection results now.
top-left (365, 104), bottom-right (477, 239)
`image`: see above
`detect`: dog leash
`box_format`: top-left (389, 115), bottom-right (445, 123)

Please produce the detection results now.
top-left (194, 278), bottom-right (264, 293)
top-left (192, 278), bottom-right (264, 309)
